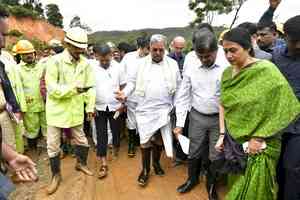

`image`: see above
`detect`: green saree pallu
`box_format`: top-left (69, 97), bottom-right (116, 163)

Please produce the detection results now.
top-left (220, 60), bottom-right (300, 200)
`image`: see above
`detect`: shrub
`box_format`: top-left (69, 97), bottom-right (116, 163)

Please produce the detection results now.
top-left (7, 29), bottom-right (23, 37)
top-left (8, 5), bottom-right (39, 19)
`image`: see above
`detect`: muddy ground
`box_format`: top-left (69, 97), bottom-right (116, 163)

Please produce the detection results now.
top-left (9, 142), bottom-right (226, 200)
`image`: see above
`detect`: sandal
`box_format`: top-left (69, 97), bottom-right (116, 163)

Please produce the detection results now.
top-left (98, 165), bottom-right (108, 179)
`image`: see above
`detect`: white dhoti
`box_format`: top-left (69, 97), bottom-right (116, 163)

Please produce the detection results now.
top-left (126, 100), bottom-right (138, 130)
top-left (136, 108), bottom-right (173, 158)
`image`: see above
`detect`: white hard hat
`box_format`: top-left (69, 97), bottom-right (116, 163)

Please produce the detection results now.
top-left (64, 27), bottom-right (88, 49)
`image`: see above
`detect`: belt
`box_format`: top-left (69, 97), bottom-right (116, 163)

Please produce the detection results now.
top-left (191, 107), bottom-right (219, 117)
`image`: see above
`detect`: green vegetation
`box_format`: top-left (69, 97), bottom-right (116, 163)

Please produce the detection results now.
top-left (89, 26), bottom-right (225, 53)
top-left (89, 27), bottom-right (194, 50)
top-left (45, 4), bottom-right (63, 28)
top-left (189, 0), bottom-right (247, 26)
top-left (7, 29), bottom-right (23, 37)
top-left (0, 0), bottom-right (63, 27)
top-left (8, 5), bottom-right (40, 19)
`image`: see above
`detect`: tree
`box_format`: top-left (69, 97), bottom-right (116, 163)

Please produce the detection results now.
top-left (69, 15), bottom-right (81, 28)
top-left (188, 0), bottom-right (247, 26)
top-left (69, 15), bottom-right (92, 33)
top-left (45, 4), bottom-right (63, 28)
top-left (1, 0), bottom-right (20, 5)
top-left (34, 2), bottom-right (44, 18)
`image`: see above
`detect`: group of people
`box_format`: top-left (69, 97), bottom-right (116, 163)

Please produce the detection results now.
top-left (0, 0), bottom-right (299, 200)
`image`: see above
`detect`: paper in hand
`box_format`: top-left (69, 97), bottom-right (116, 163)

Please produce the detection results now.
top-left (113, 111), bottom-right (120, 120)
top-left (178, 134), bottom-right (190, 155)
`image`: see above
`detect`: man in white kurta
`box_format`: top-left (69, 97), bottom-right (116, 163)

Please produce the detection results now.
top-left (120, 36), bottom-right (150, 157)
top-left (116, 34), bottom-right (181, 187)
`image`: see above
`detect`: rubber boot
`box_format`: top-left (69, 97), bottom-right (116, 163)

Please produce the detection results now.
top-left (206, 162), bottom-right (218, 200)
top-left (177, 158), bottom-right (201, 193)
top-left (134, 132), bottom-right (140, 146)
top-left (47, 155), bottom-right (62, 195)
top-left (152, 144), bottom-right (165, 176)
top-left (137, 148), bottom-right (151, 187)
top-left (74, 145), bottom-right (93, 176)
top-left (128, 129), bottom-right (136, 157)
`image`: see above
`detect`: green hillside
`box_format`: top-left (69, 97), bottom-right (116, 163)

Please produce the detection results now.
top-left (89, 26), bottom-right (194, 45)
top-left (89, 26), bottom-right (225, 52)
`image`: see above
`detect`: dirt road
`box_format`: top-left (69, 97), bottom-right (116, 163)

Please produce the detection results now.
top-left (11, 143), bottom-right (226, 200)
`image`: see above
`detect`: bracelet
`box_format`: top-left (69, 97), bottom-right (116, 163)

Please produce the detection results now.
top-left (220, 132), bottom-right (225, 136)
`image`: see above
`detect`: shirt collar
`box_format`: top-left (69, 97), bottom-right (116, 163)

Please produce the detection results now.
top-left (151, 59), bottom-right (164, 65)
top-left (62, 49), bottom-right (77, 64)
top-left (199, 63), bottom-right (219, 70)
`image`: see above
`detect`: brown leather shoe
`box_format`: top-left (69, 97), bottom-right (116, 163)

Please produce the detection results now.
top-left (75, 162), bottom-right (93, 176)
top-left (47, 174), bottom-right (62, 195)
top-left (98, 165), bottom-right (108, 179)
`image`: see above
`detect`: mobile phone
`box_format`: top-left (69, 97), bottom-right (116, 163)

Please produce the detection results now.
top-left (77, 86), bottom-right (93, 93)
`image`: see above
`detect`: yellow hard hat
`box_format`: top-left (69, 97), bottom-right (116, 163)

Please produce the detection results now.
top-left (11, 44), bottom-right (18, 56)
top-left (15, 40), bottom-right (35, 54)
top-left (276, 22), bottom-right (284, 35)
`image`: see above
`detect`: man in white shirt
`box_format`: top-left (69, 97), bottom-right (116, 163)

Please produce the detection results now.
top-left (121, 36), bottom-right (150, 157)
top-left (93, 44), bottom-right (126, 179)
top-left (116, 34), bottom-right (181, 187)
top-left (173, 29), bottom-right (229, 199)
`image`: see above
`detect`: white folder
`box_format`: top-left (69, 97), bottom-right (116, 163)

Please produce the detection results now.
top-left (178, 134), bottom-right (190, 155)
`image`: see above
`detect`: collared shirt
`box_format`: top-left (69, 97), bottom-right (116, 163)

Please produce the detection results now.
top-left (120, 50), bottom-right (143, 103)
top-left (272, 46), bottom-right (300, 100)
top-left (272, 46), bottom-right (300, 134)
top-left (123, 56), bottom-right (181, 135)
top-left (0, 50), bottom-right (16, 72)
top-left (168, 52), bottom-right (185, 75)
top-left (175, 47), bottom-right (229, 127)
top-left (264, 39), bottom-right (286, 53)
top-left (0, 51), bottom-right (27, 112)
top-left (0, 60), bottom-right (20, 113)
top-left (93, 60), bottom-right (126, 111)
top-left (254, 47), bottom-right (272, 60)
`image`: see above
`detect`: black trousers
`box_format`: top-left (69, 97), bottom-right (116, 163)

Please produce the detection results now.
top-left (277, 133), bottom-right (300, 200)
top-left (95, 108), bottom-right (121, 157)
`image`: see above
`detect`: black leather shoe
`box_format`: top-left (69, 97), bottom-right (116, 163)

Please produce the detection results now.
top-left (177, 179), bottom-right (199, 193)
top-left (153, 163), bottom-right (165, 176)
top-left (137, 170), bottom-right (149, 187)
top-left (207, 184), bottom-right (218, 200)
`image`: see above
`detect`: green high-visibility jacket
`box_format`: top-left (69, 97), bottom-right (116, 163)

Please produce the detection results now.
top-left (45, 50), bottom-right (95, 128)
top-left (18, 61), bottom-right (45, 112)
top-left (6, 64), bottom-right (27, 112)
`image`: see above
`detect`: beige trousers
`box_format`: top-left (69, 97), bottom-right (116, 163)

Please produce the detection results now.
top-left (47, 125), bottom-right (89, 158)
top-left (0, 111), bottom-right (16, 150)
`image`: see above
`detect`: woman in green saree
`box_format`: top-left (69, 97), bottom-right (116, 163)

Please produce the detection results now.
top-left (215, 27), bottom-right (300, 200)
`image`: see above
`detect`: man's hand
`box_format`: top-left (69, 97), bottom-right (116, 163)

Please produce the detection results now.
top-left (115, 89), bottom-right (126, 103)
top-left (248, 138), bottom-right (266, 155)
top-left (14, 112), bottom-right (22, 121)
top-left (173, 127), bottom-right (183, 140)
top-left (269, 0), bottom-right (281, 9)
top-left (116, 104), bottom-right (126, 114)
top-left (8, 154), bottom-right (38, 182)
top-left (86, 112), bottom-right (95, 121)
top-left (215, 135), bottom-right (225, 152)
